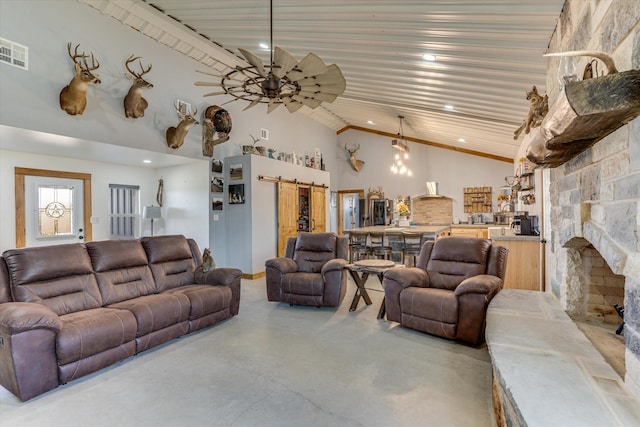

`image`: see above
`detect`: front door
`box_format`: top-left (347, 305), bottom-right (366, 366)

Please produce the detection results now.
top-left (24, 176), bottom-right (85, 247)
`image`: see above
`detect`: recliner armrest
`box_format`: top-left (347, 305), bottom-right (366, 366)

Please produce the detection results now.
top-left (265, 257), bottom-right (298, 274)
top-left (0, 302), bottom-right (62, 334)
top-left (195, 267), bottom-right (242, 286)
top-left (383, 267), bottom-right (429, 288)
top-left (321, 258), bottom-right (348, 276)
top-left (454, 275), bottom-right (503, 299)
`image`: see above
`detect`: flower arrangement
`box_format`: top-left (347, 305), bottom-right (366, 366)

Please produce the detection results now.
top-left (396, 200), bottom-right (410, 217)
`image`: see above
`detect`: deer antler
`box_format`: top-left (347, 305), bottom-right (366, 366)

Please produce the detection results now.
top-left (344, 143), bottom-right (360, 154)
top-left (67, 42), bottom-right (88, 64)
top-left (125, 55), bottom-right (152, 78)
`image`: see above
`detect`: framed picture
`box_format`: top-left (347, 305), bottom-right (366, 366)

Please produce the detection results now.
top-left (229, 184), bottom-right (245, 204)
top-left (211, 176), bottom-right (223, 193)
top-left (229, 163), bottom-right (243, 180)
top-left (212, 197), bottom-right (223, 210)
top-left (212, 159), bottom-right (223, 173)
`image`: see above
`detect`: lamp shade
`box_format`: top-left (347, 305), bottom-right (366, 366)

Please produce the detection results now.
top-left (142, 205), bottom-right (161, 219)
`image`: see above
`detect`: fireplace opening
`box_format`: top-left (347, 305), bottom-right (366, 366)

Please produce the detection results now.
top-left (563, 243), bottom-right (626, 377)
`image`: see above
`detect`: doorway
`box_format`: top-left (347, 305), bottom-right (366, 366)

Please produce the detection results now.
top-left (337, 189), bottom-right (364, 236)
top-left (15, 168), bottom-right (92, 248)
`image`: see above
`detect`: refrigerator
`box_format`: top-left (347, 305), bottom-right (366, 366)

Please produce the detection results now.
top-left (360, 198), bottom-right (391, 226)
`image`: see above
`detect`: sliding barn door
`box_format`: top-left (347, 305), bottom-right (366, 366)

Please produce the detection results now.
top-left (277, 182), bottom-right (298, 256)
top-left (311, 186), bottom-right (326, 232)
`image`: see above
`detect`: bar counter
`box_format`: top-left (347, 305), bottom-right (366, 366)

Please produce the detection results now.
top-left (348, 225), bottom-right (451, 237)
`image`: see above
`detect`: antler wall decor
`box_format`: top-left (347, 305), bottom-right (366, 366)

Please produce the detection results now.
top-left (123, 55), bottom-right (153, 118)
top-left (59, 42), bottom-right (101, 115)
top-left (344, 143), bottom-right (365, 172)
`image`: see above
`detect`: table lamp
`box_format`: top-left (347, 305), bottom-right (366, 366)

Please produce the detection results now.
top-left (142, 205), bottom-right (161, 236)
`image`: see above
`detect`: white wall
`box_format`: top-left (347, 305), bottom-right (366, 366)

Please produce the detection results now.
top-left (0, 149), bottom-right (158, 252)
top-left (337, 130), bottom-right (513, 221)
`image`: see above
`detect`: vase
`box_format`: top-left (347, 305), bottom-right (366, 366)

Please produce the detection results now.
top-left (399, 216), bottom-right (410, 226)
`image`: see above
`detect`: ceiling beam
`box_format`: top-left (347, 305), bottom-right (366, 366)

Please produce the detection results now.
top-left (337, 125), bottom-right (513, 163)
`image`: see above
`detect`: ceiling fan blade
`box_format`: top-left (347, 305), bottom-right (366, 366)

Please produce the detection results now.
top-left (238, 48), bottom-right (267, 78)
top-left (203, 91), bottom-right (229, 97)
top-left (195, 70), bottom-right (224, 78)
top-left (297, 90), bottom-right (338, 103)
top-left (273, 47), bottom-right (298, 78)
top-left (283, 97), bottom-right (304, 113)
top-left (267, 99), bottom-right (282, 113)
top-left (286, 53), bottom-right (328, 81)
top-left (292, 95), bottom-right (322, 109)
top-left (243, 97), bottom-right (263, 111)
top-left (301, 65), bottom-right (346, 93)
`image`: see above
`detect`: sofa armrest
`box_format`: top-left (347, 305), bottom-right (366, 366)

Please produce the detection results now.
top-left (195, 267), bottom-right (242, 287)
top-left (455, 275), bottom-right (503, 299)
top-left (0, 302), bottom-right (62, 334)
top-left (384, 267), bottom-right (429, 289)
top-left (265, 257), bottom-right (298, 274)
top-left (321, 258), bottom-right (348, 276)
top-left (382, 267), bottom-right (429, 323)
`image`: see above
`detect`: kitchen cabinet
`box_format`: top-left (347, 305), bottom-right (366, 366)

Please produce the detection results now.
top-left (450, 227), bottom-right (488, 238)
top-left (277, 182), bottom-right (326, 256)
top-left (492, 237), bottom-right (543, 291)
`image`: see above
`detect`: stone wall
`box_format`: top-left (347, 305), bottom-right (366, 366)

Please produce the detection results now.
top-left (411, 197), bottom-right (453, 225)
top-left (545, 0), bottom-right (640, 398)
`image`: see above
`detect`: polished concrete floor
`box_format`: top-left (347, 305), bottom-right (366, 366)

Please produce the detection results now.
top-left (0, 277), bottom-right (495, 427)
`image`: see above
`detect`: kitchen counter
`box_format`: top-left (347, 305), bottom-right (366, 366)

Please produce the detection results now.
top-left (491, 235), bottom-right (541, 241)
top-left (450, 223), bottom-right (493, 228)
top-left (350, 225), bottom-right (450, 236)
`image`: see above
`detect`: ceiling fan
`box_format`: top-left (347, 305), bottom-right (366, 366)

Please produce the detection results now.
top-left (194, 0), bottom-right (346, 113)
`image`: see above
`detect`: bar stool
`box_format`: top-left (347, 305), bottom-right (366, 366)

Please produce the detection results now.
top-left (402, 230), bottom-right (424, 267)
top-left (369, 231), bottom-right (392, 260)
top-left (348, 230), bottom-right (369, 262)
top-left (385, 230), bottom-right (404, 264)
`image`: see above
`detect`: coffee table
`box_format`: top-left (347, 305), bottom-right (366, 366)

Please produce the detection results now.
top-left (345, 259), bottom-right (399, 318)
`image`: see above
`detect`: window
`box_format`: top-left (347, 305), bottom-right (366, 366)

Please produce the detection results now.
top-left (38, 185), bottom-right (73, 237)
top-left (109, 184), bottom-right (140, 238)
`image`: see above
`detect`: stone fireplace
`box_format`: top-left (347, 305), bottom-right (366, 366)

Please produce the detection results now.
top-left (543, 0), bottom-right (640, 399)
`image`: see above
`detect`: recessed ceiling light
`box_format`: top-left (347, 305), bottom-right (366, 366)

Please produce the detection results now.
top-left (458, 138), bottom-right (466, 143)
top-left (259, 43), bottom-right (269, 50)
top-left (444, 105), bottom-right (454, 110)
top-left (423, 54), bottom-right (436, 61)
top-left (143, 160), bottom-right (152, 164)
top-left (367, 120), bottom-right (375, 124)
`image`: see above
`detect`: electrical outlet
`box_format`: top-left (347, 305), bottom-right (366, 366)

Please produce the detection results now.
top-left (213, 214), bottom-right (219, 221)
top-left (90, 216), bottom-right (99, 224)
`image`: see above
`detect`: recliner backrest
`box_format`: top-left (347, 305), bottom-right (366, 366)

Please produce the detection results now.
top-left (423, 237), bottom-right (492, 291)
top-left (293, 232), bottom-right (338, 273)
top-left (0, 257), bottom-right (11, 304)
top-left (86, 239), bottom-right (156, 305)
top-left (141, 235), bottom-right (196, 292)
top-left (3, 244), bottom-right (102, 315)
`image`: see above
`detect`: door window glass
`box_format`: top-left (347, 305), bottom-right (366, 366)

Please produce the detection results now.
top-left (38, 185), bottom-right (73, 237)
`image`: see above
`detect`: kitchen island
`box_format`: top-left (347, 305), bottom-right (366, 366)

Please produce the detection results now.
top-left (348, 225), bottom-right (451, 239)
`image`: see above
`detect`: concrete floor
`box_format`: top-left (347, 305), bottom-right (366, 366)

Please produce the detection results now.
top-left (0, 277), bottom-right (496, 427)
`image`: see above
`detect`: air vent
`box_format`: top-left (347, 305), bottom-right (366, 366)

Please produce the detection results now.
top-left (0, 37), bottom-right (28, 70)
top-left (261, 128), bottom-right (269, 140)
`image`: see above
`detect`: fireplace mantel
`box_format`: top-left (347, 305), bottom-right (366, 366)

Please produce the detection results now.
top-left (524, 70), bottom-right (640, 168)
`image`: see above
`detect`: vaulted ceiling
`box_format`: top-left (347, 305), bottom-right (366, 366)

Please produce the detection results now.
top-left (80, 0), bottom-right (566, 161)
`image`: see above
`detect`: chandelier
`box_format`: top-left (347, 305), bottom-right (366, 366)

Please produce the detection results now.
top-left (194, 0), bottom-right (346, 113)
top-left (390, 115), bottom-right (412, 176)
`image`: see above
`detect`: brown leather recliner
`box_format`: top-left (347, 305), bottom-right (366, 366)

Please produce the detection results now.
top-left (265, 232), bottom-right (349, 307)
top-left (383, 237), bottom-right (508, 345)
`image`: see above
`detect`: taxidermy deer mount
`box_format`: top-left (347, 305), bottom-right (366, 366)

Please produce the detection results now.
top-left (124, 55), bottom-right (153, 118)
top-left (344, 143), bottom-right (365, 172)
top-left (513, 85), bottom-right (548, 140)
top-left (166, 102), bottom-right (199, 149)
top-left (59, 42), bottom-right (101, 115)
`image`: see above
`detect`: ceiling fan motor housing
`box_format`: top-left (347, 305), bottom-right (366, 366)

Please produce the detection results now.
top-left (261, 73), bottom-right (282, 98)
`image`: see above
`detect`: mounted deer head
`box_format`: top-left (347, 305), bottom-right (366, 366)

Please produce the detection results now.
top-left (344, 143), bottom-right (365, 172)
top-left (59, 42), bottom-right (101, 115)
top-left (124, 55), bottom-right (153, 118)
top-left (166, 102), bottom-right (199, 149)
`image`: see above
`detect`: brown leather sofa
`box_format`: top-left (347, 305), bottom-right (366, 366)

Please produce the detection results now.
top-left (383, 237), bottom-right (508, 345)
top-left (265, 232), bottom-right (349, 307)
top-left (0, 235), bottom-right (241, 401)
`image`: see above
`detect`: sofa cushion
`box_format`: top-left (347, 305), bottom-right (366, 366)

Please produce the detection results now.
top-left (141, 235), bottom-right (196, 292)
top-left (3, 244), bottom-right (102, 315)
top-left (164, 284), bottom-right (231, 320)
top-left (86, 240), bottom-right (157, 305)
top-left (57, 307), bottom-right (137, 366)
top-left (108, 293), bottom-right (190, 337)
top-left (426, 238), bottom-right (490, 290)
top-left (282, 272), bottom-right (325, 296)
top-left (293, 233), bottom-right (337, 273)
